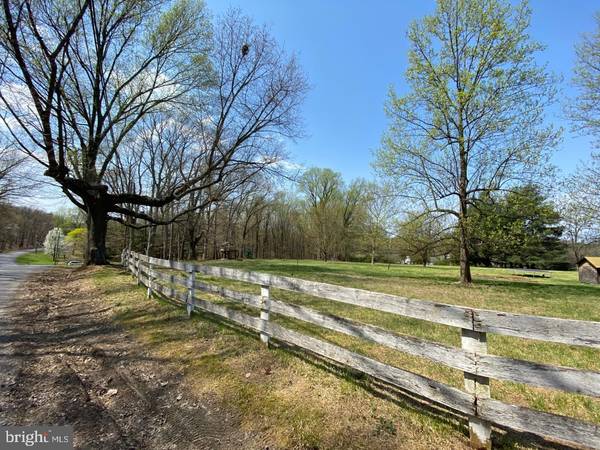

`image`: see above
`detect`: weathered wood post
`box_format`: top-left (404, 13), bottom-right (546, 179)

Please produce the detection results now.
top-left (131, 252), bottom-right (138, 280)
top-left (461, 328), bottom-right (491, 450)
top-left (128, 252), bottom-right (135, 277)
top-left (146, 261), bottom-right (154, 299)
top-left (136, 255), bottom-right (142, 286)
top-left (186, 265), bottom-right (196, 318)
top-left (259, 284), bottom-right (270, 346)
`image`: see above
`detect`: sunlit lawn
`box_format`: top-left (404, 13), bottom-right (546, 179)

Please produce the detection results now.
top-left (102, 258), bottom-right (600, 448)
top-left (198, 259), bottom-right (600, 424)
top-left (207, 259), bottom-right (599, 320)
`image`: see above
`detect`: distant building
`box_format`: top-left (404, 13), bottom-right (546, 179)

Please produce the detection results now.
top-left (577, 257), bottom-right (600, 284)
top-left (219, 242), bottom-right (239, 260)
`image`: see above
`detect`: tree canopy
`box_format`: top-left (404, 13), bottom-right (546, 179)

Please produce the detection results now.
top-left (375, 0), bottom-right (558, 282)
top-left (0, 0), bottom-right (307, 264)
top-left (469, 185), bottom-right (566, 269)
top-left (568, 12), bottom-right (600, 145)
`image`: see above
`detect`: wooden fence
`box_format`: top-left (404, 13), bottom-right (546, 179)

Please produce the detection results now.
top-left (122, 250), bottom-right (600, 450)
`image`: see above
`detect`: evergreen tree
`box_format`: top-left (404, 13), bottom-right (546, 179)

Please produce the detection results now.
top-left (469, 186), bottom-right (567, 269)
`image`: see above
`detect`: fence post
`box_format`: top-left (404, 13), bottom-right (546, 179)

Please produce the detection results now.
top-left (186, 266), bottom-right (196, 318)
top-left (461, 328), bottom-right (491, 450)
top-left (146, 262), bottom-right (154, 299)
top-left (136, 255), bottom-right (142, 286)
top-left (129, 252), bottom-right (134, 277)
top-left (259, 285), bottom-right (270, 346)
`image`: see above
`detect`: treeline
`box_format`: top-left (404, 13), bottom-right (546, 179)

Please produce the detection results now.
top-left (0, 203), bottom-right (54, 251)
top-left (113, 168), bottom-right (596, 270)
top-left (122, 168), bottom-right (387, 262)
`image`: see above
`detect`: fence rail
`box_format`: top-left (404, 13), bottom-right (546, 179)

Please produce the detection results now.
top-left (123, 250), bottom-right (600, 450)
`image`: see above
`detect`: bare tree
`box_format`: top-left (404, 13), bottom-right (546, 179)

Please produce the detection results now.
top-left (559, 198), bottom-right (598, 263)
top-left (396, 213), bottom-right (449, 267)
top-left (340, 179), bottom-right (366, 260)
top-left (0, 2), bottom-right (307, 264)
top-left (0, 144), bottom-right (25, 201)
top-left (299, 168), bottom-right (344, 260)
top-left (363, 183), bottom-right (396, 264)
top-left (568, 12), bottom-right (600, 145)
top-left (559, 163), bottom-right (600, 263)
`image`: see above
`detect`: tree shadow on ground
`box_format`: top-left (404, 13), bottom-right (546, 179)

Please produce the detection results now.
top-left (185, 306), bottom-right (579, 450)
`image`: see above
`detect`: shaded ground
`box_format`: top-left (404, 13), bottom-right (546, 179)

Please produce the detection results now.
top-left (0, 268), bottom-right (260, 449)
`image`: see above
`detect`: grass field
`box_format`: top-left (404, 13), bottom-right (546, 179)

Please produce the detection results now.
top-left (96, 260), bottom-right (600, 449)
top-left (203, 261), bottom-right (600, 420)
top-left (15, 251), bottom-right (55, 265)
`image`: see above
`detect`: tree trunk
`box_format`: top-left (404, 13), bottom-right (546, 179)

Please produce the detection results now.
top-left (458, 216), bottom-right (472, 283)
top-left (87, 204), bottom-right (109, 265)
top-left (457, 102), bottom-right (472, 284)
top-left (370, 239), bottom-right (375, 265)
top-left (189, 240), bottom-right (198, 260)
top-left (145, 225), bottom-right (154, 257)
top-left (187, 221), bottom-right (198, 260)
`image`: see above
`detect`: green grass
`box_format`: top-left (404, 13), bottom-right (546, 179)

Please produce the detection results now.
top-left (15, 251), bottom-right (55, 265)
top-left (198, 259), bottom-right (600, 424)
top-left (93, 260), bottom-right (600, 449)
top-left (207, 259), bottom-right (599, 320)
top-left (93, 267), bottom-right (474, 449)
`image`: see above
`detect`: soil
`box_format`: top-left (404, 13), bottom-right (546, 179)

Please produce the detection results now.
top-left (0, 268), bottom-right (259, 449)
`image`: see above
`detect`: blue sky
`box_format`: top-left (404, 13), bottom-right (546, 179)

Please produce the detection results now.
top-left (210, 0), bottom-right (598, 183)
top-left (28, 0), bottom-right (598, 212)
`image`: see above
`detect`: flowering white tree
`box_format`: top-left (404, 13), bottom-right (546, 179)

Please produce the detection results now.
top-left (44, 228), bottom-right (65, 264)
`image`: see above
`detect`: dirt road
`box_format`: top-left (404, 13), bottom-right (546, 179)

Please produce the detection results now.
top-left (0, 267), bottom-right (258, 449)
top-left (0, 250), bottom-right (51, 406)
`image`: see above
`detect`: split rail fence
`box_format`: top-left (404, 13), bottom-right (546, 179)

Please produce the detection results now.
top-left (122, 250), bottom-right (600, 449)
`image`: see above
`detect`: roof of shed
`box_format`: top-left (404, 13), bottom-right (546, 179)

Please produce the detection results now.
top-left (578, 257), bottom-right (600, 269)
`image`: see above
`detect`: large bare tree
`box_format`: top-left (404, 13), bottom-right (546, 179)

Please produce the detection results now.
top-left (0, 1), bottom-right (307, 264)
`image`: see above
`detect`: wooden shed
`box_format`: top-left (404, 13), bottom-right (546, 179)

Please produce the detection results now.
top-left (577, 257), bottom-right (600, 284)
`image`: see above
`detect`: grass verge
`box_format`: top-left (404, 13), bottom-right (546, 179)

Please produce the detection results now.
top-left (15, 251), bottom-right (55, 265)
